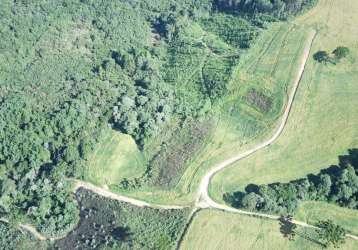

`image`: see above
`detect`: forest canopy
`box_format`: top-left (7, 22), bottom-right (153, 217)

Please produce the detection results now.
top-left (0, 0), bottom-right (316, 236)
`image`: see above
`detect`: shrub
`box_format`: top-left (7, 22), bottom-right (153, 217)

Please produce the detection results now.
top-left (332, 46), bottom-right (349, 60)
top-left (313, 50), bottom-right (330, 63)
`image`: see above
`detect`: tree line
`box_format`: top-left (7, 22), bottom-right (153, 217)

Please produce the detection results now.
top-left (214, 0), bottom-right (317, 19)
top-left (225, 149), bottom-right (358, 214)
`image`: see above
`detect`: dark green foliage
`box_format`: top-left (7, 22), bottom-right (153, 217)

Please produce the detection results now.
top-left (52, 189), bottom-right (190, 250)
top-left (314, 46), bottom-right (350, 64)
top-left (201, 14), bottom-right (260, 48)
top-left (279, 215), bottom-right (297, 241)
top-left (332, 46), bottom-right (350, 60)
top-left (202, 57), bottom-right (237, 99)
top-left (214, 0), bottom-right (317, 19)
top-left (0, 0), bottom-right (316, 236)
top-left (313, 51), bottom-right (330, 63)
top-left (225, 149), bottom-right (358, 214)
top-left (316, 220), bottom-right (346, 248)
top-left (0, 223), bottom-right (44, 250)
top-left (0, 0), bottom-right (207, 235)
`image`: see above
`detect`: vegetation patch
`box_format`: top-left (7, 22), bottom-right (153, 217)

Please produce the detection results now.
top-left (149, 119), bottom-right (215, 188)
top-left (200, 13), bottom-right (259, 48)
top-left (52, 188), bottom-right (190, 250)
top-left (313, 46), bottom-right (350, 64)
top-left (225, 149), bottom-right (358, 214)
top-left (0, 0), bottom-right (319, 235)
top-left (295, 201), bottom-right (358, 235)
top-left (180, 209), bottom-right (358, 250)
top-left (244, 88), bottom-right (272, 113)
top-left (85, 129), bottom-right (146, 186)
top-left (213, 0), bottom-right (318, 20)
top-left (0, 222), bottom-right (45, 250)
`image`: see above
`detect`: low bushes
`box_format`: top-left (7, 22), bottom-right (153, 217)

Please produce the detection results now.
top-left (52, 189), bottom-right (190, 250)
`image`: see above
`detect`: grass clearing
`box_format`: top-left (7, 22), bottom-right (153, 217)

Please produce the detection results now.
top-left (180, 209), bottom-right (358, 250)
top-left (295, 201), bottom-right (358, 235)
top-left (84, 128), bottom-right (146, 187)
top-left (211, 0), bottom-right (358, 215)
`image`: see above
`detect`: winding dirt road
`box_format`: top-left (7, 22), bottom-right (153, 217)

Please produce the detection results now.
top-left (196, 29), bottom-right (317, 208)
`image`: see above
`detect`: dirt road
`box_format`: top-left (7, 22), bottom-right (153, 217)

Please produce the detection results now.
top-left (73, 180), bottom-right (185, 210)
top-left (196, 29), bottom-right (317, 208)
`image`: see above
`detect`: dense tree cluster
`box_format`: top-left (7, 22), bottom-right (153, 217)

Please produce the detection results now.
top-left (0, 0), bottom-right (317, 236)
top-left (0, 0), bottom-right (210, 236)
top-left (225, 149), bottom-right (358, 214)
top-left (214, 0), bottom-right (317, 19)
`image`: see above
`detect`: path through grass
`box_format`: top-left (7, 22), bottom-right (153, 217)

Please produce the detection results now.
top-left (210, 0), bottom-right (358, 227)
top-left (180, 209), bottom-right (358, 250)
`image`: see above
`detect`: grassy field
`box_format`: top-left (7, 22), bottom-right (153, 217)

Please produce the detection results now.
top-left (84, 128), bottom-right (146, 187)
top-left (295, 201), bottom-right (358, 235)
top-left (180, 209), bottom-right (358, 250)
top-left (210, 0), bottom-right (358, 214)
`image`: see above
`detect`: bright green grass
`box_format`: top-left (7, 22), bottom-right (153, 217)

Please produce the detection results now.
top-left (210, 0), bottom-right (358, 223)
top-left (295, 201), bottom-right (358, 235)
top-left (180, 209), bottom-right (358, 250)
top-left (84, 128), bottom-right (146, 186)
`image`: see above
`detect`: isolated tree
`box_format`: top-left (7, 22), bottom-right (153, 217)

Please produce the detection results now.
top-left (316, 220), bottom-right (346, 248)
top-left (313, 51), bottom-right (330, 63)
top-left (332, 46), bottom-right (349, 60)
top-left (279, 215), bottom-right (297, 241)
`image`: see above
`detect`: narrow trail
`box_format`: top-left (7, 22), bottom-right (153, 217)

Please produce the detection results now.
top-left (73, 180), bottom-right (185, 210)
top-left (4, 29), bottom-right (358, 244)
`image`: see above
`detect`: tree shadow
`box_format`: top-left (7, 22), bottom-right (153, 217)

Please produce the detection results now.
top-left (295, 231), bottom-right (325, 248)
top-left (245, 183), bottom-right (259, 193)
top-left (339, 148), bottom-right (358, 169)
top-left (279, 216), bottom-right (296, 241)
top-left (111, 226), bottom-right (133, 242)
top-left (278, 216), bottom-right (325, 247)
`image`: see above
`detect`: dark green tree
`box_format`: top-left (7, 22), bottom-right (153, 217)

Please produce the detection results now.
top-left (313, 51), bottom-right (330, 63)
top-left (316, 220), bottom-right (346, 248)
top-left (332, 46), bottom-right (349, 60)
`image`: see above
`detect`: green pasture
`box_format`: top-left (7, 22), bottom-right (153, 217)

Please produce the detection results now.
top-left (211, 0), bottom-right (358, 204)
top-left (295, 201), bottom-right (358, 235)
top-left (180, 209), bottom-right (358, 250)
top-left (84, 128), bottom-right (146, 187)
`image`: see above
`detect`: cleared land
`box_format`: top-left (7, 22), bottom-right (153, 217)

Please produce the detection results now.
top-left (180, 209), bottom-right (358, 250)
top-left (210, 0), bottom-right (358, 225)
top-left (85, 128), bottom-right (146, 187)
